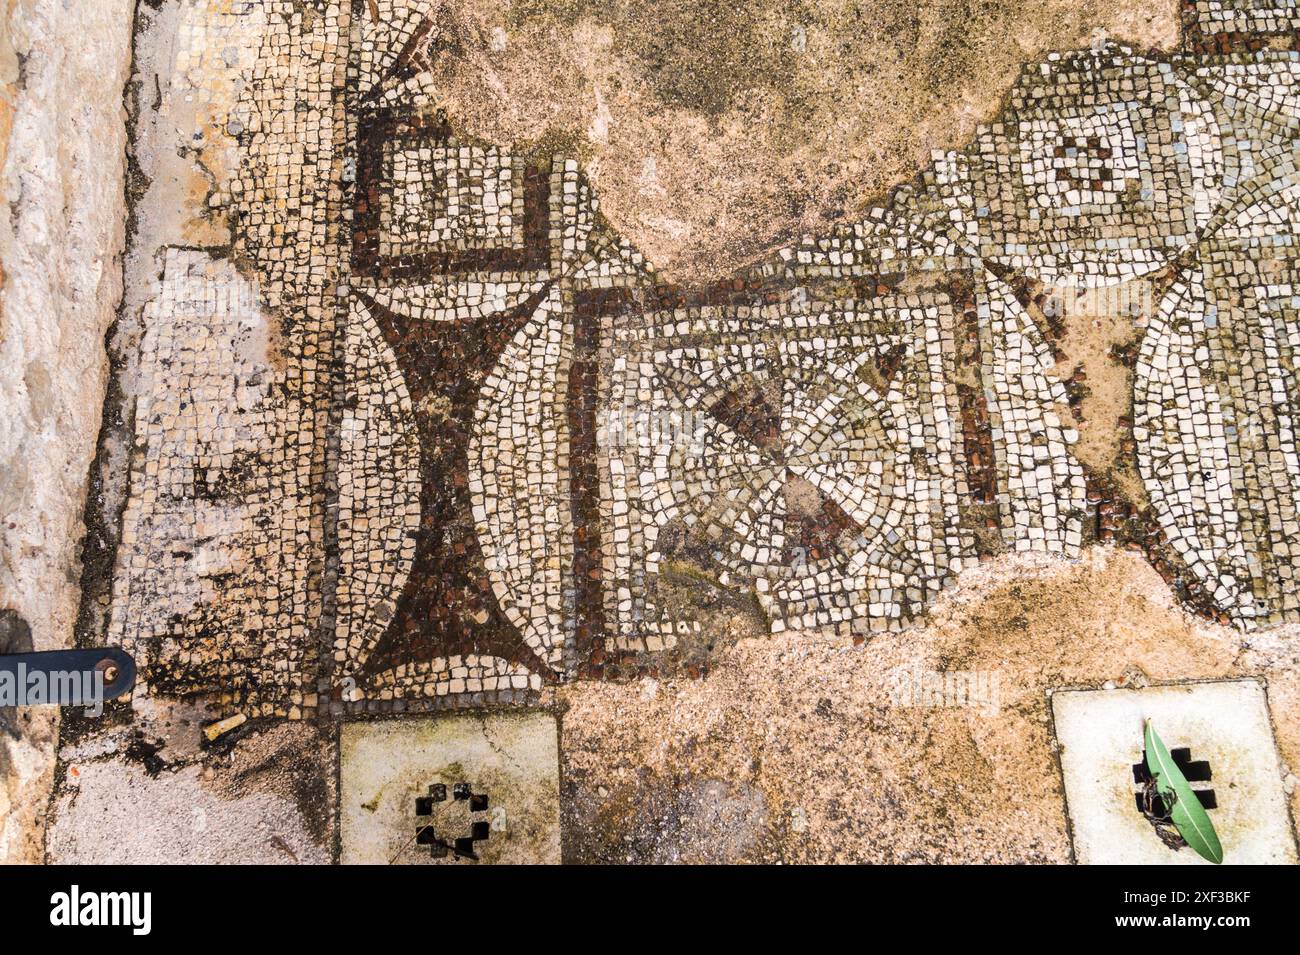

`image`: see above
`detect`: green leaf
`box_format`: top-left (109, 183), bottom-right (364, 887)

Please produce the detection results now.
top-left (1144, 720), bottom-right (1224, 864)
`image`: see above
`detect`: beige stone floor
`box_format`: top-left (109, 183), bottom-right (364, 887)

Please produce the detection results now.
top-left (557, 546), bottom-right (1300, 863)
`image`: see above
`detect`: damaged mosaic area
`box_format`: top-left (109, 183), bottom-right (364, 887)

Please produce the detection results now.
top-left (83, 0), bottom-right (1300, 716)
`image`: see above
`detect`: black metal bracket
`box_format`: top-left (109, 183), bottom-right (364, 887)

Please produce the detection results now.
top-left (0, 647), bottom-right (136, 706)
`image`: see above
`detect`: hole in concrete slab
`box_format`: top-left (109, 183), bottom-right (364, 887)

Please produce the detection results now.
top-left (1050, 681), bottom-right (1299, 864)
top-left (1130, 747), bottom-right (1213, 784)
top-left (414, 783), bottom-right (450, 816)
top-left (1132, 785), bottom-right (1219, 817)
top-left (1132, 788), bottom-right (1218, 815)
top-left (413, 782), bottom-right (491, 860)
top-left (340, 713), bottom-right (561, 865)
top-left (1131, 746), bottom-right (1217, 817)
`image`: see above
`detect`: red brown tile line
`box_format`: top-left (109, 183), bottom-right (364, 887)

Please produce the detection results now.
top-left (1181, 0), bottom-right (1300, 55)
top-left (568, 288), bottom-right (621, 677)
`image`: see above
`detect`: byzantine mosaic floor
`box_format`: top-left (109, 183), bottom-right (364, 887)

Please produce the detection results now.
top-left (85, 0), bottom-right (1300, 718)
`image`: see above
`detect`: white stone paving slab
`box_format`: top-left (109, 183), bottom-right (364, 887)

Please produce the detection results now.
top-left (341, 710), bottom-right (561, 864)
top-left (1051, 679), bottom-right (1297, 865)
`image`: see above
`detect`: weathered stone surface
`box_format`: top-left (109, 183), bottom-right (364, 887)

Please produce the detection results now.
top-left (559, 548), bottom-right (1300, 863)
top-left (0, 0), bottom-right (132, 864)
top-left (1053, 681), bottom-right (1297, 865)
top-left (429, 0), bottom-right (1178, 282)
top-left (47, 709), bottom-right (334, 864)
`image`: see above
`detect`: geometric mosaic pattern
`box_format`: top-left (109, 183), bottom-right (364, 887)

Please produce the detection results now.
top-left (1135, 5), bottom-right (1300, 629)
top-left (1137, 183), bottom-right (1300, 627)
top-left (93, 0), bottom-right (1300, 718)
top-left (942, 48), bottom-right (1225, 286)
top-left (599, 291), bottom-right (972, 641)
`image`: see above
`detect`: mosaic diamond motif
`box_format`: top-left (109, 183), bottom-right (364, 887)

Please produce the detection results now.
top-left (947, 48), bottom-right (1225, 286)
